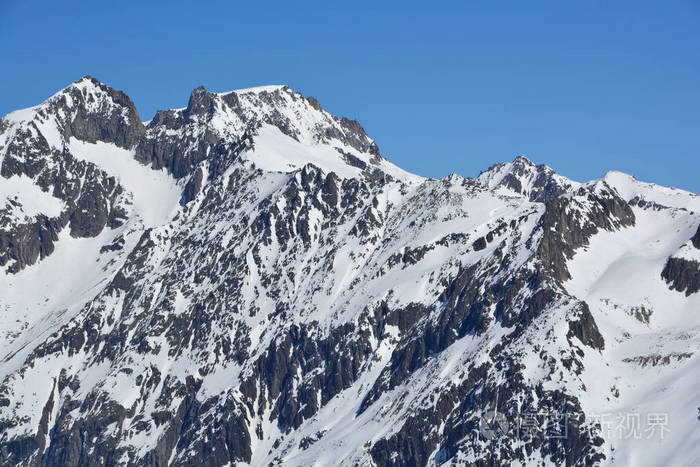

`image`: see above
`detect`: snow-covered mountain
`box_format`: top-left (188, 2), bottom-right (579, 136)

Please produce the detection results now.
top-left (0, 77), bottom-right (698, 466)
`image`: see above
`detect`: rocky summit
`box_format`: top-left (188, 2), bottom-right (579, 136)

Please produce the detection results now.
top-left (1, 77), bottom-right (699, 466)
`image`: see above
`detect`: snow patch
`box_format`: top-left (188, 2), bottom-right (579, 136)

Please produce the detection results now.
top-left (67, 139), bottom-right (181, 227)
top-left (0, 175), bottom-right (65, 220)
top-left (244, 124), bottom-right (364, 179)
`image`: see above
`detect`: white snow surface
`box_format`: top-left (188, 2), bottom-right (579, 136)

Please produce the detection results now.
top-left (0, 175), bottom-right (65, 220)
top-left (602, 170), bottom-right (700, 212)
top-left (565, 196), bottom-right (700, 465)
top-left (245, 124), bottom-right (364, 178)
top-left (67, 139), bottom-right (181, 228)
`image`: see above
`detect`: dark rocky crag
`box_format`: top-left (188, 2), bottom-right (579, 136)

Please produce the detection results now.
top-left (661, 223), bottom-right (700, 296)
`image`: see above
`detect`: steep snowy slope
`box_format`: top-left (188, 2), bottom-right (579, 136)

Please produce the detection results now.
top-left (0, 77), bottom-right (698, 466)
top-left (562, 175), bottom-right (700, 465)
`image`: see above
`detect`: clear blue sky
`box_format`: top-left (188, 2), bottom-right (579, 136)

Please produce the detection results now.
top-left (2, 1), bottom-right (698, 191)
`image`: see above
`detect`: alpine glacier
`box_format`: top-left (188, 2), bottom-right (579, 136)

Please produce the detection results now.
top-left (0, 77), bottom-right (698, 466)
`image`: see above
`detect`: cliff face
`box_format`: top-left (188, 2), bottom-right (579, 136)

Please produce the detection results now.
top-left (1, 77), bottom-right (699, 466)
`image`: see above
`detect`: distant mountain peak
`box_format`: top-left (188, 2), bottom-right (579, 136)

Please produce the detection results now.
top-left (477, 154), bottom-right (580, 202)
top-left (512, 154), bottom-right (535, 165)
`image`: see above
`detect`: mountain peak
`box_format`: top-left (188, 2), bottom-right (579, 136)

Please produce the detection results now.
top-left (145, 82), bottom-right (406, 180)
top-left (183, 84), bottom-right (291, 117)
top-left (1, 76), bottom-right (143, 150)
top-left (73, 74), bottom-right (103, 86)
top-left (184, 85), bottom-right (216, 118)
top-left (512, 154), bottom-right (535, 166)
top-left (477, 155), bottom-right (580, 202)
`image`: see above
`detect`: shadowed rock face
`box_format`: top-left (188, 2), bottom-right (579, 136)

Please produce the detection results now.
top-left (0, 124), bottom-right (128, 271)
top-left (660, 223), bottom-right (700, 296)
top-left (1, 78), bottom-right (698, 466)
top-left (662, 257), bottom-right (700, 296)
top-left (536, 183), bottom-right (635, 283)
top-left (0, 215), bottom-right (64, 273)
top-left (59, 76), bottom-right (145, 149)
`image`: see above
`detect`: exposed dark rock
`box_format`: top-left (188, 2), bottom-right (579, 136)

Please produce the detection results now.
top-left (662, 257), bottom-right (700, 296)
top-left (537, 183), bottom-right (635, 282)
top-left (472, 236), bottom-right (487, 251)
top-left (692, 224), bottom-right (700, 249)
top-left (623, 352), bottom-right (693, 367)
top-left (184, 85), bottom-right (216, 119)
top-left (0, 215), bottom-right (65, 273)
top-left (567, 302), bottom-right (605, 351)
top-left (60, 76), bottom-right (145, 149)
top-left (337, 148), bottom-right (368, 170)
top-left (181, 166), bottom-right (205, 205)
top-left (306, 96), bottom-right (322, 111)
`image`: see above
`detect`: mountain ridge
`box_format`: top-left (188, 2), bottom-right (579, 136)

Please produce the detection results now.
top-left (0, 77), bottom-right (699, 466)
top-left (6, 76), bottom-right (694, 195)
